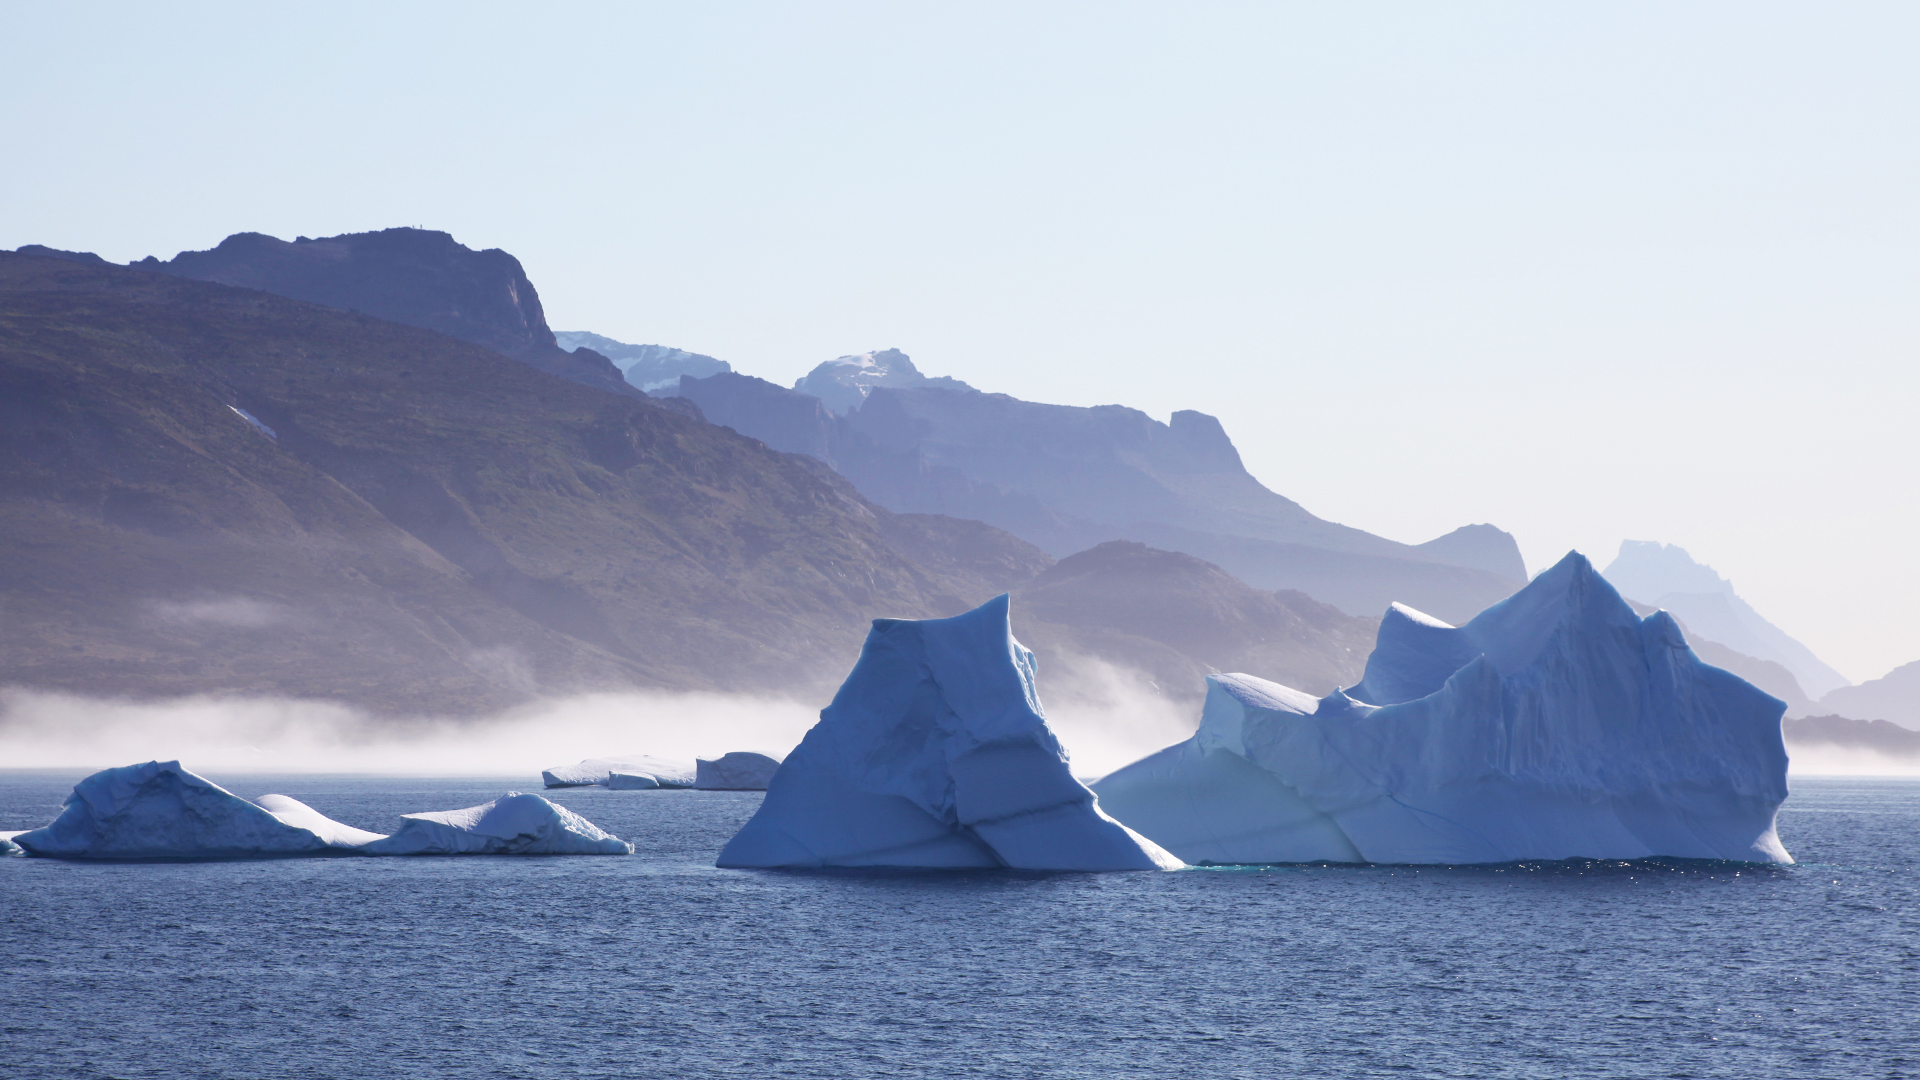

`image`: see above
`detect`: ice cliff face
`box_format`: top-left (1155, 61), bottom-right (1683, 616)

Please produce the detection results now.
top-left (12, 761), bottom-right (364, 859)
top-left (1094, 553), bottom-right (1793, 865)
top-left (791, 349), bottom-right (976, 415)
top-left (363, 793), bottom-right (633, 855)
top-left (717, 595), bottom-right (1182, 870)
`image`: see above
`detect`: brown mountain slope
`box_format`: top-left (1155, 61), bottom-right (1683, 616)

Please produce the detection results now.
top-left (0, 253), bottom-right (1013, 712)
top-left (1014, 541), bottom-right (1380, 704)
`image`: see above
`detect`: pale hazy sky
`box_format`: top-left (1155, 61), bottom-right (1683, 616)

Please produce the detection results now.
top-left (5, 3), bottom-right (1916, 682)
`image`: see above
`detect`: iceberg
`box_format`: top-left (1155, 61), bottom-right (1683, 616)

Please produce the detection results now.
top-left (1094, 553), bottom-right (1793, 865)
top-left (363, 793), bottom-right (633, 855)
top-left (10, 761), bottom-right (367, 859)
top-left (541, 755), bottom-right (695, 789)
top-left (1, 832), bottom-right (26, 858)
top-left (695, 752), bottom-right (783, 790)
top-left (717, 595), bottom-right (1182, 870)
top-left (253, 794), bottom-right (389, 847)
top-left (605, 771), bottom-right (661, 790)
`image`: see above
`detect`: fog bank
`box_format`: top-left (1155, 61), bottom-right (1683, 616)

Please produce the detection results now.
top-left (0, 666), bottom-right (1197, 782)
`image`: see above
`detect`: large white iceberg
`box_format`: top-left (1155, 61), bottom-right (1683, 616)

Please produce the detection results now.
top-left (717, 595), bottom-right (1181, 870)
top-left (1094, 553), bottom-right (1793, 865)
top-left (542, 755), bottom-right (695, 789)
top-left (10, 761), bottom-right (370, 859)
top-left (695, 752), bottom-right (783, 790)
top-left (363, 793), bottom-right (633, 855)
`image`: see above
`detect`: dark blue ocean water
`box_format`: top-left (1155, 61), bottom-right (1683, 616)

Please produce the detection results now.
top-left (1, 772), bottom-right (1915, 1080)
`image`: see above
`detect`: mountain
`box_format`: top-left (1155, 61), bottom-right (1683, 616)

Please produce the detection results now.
top-left (792, 348), bottom-right (975, 415)
top-left (14, 230), bottom-right (638, 398)
top-left (553, 331), bottom-right (729, 392)
top-left (0, 251), bottom-right (1034, 712)
top-left (675, 368), bottom-right (1522, 623)
top-left (0, 251), bottom-right (1395, 724)
top-left (1817, 661), bottom-right (1920, 729)
top-left (1602, 541), bottom-right (1849, 698)
top-left (1415, 524), bottom-right (1527, 584)
top-left (1012, 541), bottom-right (1378, 704)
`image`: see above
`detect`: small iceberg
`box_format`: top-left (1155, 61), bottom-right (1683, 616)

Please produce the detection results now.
top-left (1093, 553), bottom-right (1793, 866)
top-left (542, 755), bottom-right (695, 789)
top-left (362, 793), bottom-right (633, 855)
top-left (10, 761), bottom-right (368, 859)
top-left (695, 752), bottom-right (783, 790)
top-left (717, 595), bottom-right (1181, 870)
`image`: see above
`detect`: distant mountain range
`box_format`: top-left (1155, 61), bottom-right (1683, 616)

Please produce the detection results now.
top-left (12, 228), bottom-right (1872, 736)
top-left (0, 245), bottom-right (1388, 717)
top-left (673, 364), bottom-right (1526, 624)
top-left (1602, 540), bottom-right (1849, 700)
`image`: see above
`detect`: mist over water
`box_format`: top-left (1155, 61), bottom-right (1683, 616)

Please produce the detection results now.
top-left (0, 658), bottom-right (1198, 781)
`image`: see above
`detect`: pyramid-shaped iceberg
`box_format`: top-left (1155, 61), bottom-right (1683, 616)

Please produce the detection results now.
top-left (717, 595), bottom-right (1181, 870)
top-left (1094, 553), bottom-right (1793, 865)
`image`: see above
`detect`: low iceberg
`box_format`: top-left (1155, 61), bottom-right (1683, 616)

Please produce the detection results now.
top-left (1094, 553), bottom-right (1792, 865)
top-left (253, 794), bottom-right (389, 847)
top-left (10, 761), bottom-right (367, 859)
top-left (717, 595), bottom-right (1182, 870)
top-left (695, 752), bottom-right (783, 790)
top-left (1, 832), bottom-right (26, 858)
top-left (363, 793), bottom-right (633, 855)
top-left (542, 755), bottom-right (695, 789)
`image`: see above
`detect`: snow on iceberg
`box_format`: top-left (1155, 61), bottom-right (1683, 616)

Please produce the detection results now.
top-left (542, 755), bottom-right (695, 789)
top-left (11, 761), bottom-right (367, 859)
top-left (253, 794), bottom-right (389, 847)
top-left (695, 752), bottom-right (783, 790)
top-left (717, 594), bottom-right (1182, 870)
top-left (1094, 552), bottom-right (1793, 865)
top-left (362, 793), bottom-right (633, 855)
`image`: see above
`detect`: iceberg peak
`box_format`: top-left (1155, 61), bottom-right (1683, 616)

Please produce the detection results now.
top-left (718, 594), bottom-right (1181, 870)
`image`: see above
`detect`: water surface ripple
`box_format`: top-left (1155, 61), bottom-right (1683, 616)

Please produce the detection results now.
top-left (2, 773), bottom-right (1915, 1079)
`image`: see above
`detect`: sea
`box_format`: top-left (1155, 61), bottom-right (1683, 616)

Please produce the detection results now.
top-left (1, 771), bottom-right (1915, 1080)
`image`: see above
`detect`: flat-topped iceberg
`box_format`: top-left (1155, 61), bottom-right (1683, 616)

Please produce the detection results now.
top-left (363, 793), bottom-right (633, 855)
top-left (542, 755), bottom-right (695, 789)
top-left (11, 761), bottom-right (369, 859)
top-left (695, 752), bottom-right (783, 790)
top-left (718, 595), bottom-right (1181, 870)
top-left (1094, 553), bottom-right (1792, 865)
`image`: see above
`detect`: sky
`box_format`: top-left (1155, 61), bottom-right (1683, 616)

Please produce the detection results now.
top-left (4, 3), bottom-right (1916, 682)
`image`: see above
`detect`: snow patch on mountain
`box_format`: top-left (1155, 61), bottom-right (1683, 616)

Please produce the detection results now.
top-left (792, 349), bottom-right (975, 415)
